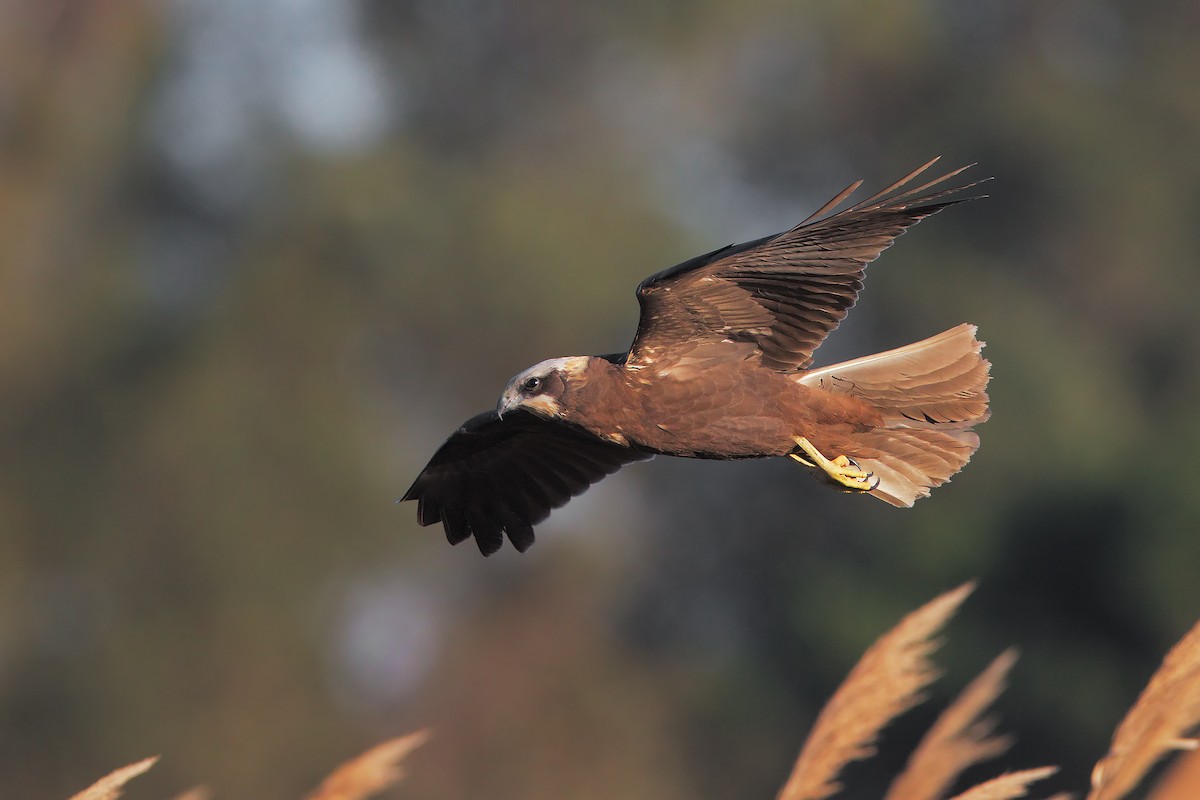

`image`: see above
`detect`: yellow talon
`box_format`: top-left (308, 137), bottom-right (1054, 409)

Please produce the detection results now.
top-left (789, 436), bottom-right (877, 492)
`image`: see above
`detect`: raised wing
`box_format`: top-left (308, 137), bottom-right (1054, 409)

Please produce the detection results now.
top-left (628, 158), bottom-right (984, 372)
top-left (401, 410), bottom-right (652, 556)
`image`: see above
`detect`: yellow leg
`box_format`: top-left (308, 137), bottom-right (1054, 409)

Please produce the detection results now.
top-left (788, 436), bottom-right (878, 492)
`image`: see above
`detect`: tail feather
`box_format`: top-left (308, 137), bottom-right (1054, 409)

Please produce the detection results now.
top-left (855, 428), bottom-right (982, 507)
top-left (801, 324), bottom-right (990, 506)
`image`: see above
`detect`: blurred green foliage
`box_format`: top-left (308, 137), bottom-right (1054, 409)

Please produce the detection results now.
top-left (2, 1), bottom-right (1200, 798)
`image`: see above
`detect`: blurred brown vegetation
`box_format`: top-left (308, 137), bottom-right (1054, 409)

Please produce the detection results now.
top-left (68, 587), bottom-right (1200, 800)
top-left (3, 0), bottom-right (1200, 798)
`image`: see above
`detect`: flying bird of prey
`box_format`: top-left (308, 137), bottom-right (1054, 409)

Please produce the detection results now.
top-left (403, 158), bottom-right (991, 555)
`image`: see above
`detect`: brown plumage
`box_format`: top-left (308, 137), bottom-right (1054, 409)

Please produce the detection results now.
top-left (403, 158), bottom-right (991, 555)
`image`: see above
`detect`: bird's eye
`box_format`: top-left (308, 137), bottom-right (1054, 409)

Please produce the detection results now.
top-left (523, 376), bottom-right (542, 392)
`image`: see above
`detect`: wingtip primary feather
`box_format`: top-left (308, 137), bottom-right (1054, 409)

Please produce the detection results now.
top-left (506, 523), bottom-right (536, 552)
top-left (791, 158), bottom-right (987, 232)
top-left (796, 179), bottom-right (865, 226)
top-left (849, 156), bottom-right (945, 210)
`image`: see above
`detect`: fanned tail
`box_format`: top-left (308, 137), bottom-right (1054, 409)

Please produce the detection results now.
top-left (800, 324), bottom-right (991, 506)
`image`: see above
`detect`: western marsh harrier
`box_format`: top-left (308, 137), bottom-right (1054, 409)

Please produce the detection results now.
top-left (403, 158), bottom-right (990, 555)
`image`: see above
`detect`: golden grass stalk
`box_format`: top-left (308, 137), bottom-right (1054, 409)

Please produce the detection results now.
top-left (1148, 748), bottom-right (1200, 800)
top-left (69, 756), bottom-right (158, 800)
top-left (306, 729), bottom-right (431, 800)
top-left (776, 582), bottom-right (975, 800)
top-left (171, 787), bottom-right (213, 800)
top-left (885, 648), bottom-right (1018, 800)
top-left (1087, 617), bottom-right (1200, 800)
top-left (945, 766), bottom-right (1058, 800)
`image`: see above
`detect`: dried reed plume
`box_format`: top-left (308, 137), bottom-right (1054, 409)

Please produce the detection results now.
top-left (306, 730), bottom-right (432, 800)
top-left (66, 731), bottom-right (429, 800)
top-left (1148, 749), bottom-right (1200, 800)
top-left (1088, 616), bottom-right (1200, 800)
top-left (62, 587), bottom-right (1200, 800)
top-left (69, 757), bottom-right (158, 800)
top-left (885, 649), bottom-right (1018, 800)
top-left (170, 789), bottom-right (212, 800)
top-left (774, 586), bottom-right (1200, 800)
top-left (777, 582), bottom-right (975, 800)
top-left (944, 766), bottom-right (1058, 800)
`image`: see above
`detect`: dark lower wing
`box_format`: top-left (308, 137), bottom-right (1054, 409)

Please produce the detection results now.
top-left (401, 409), bottom-right (652, 556)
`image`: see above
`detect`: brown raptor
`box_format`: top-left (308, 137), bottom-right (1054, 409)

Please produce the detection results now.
top-left (402, 158), bottom-right (991, 555)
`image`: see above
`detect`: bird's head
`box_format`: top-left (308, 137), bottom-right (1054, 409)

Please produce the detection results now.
top-left (497, 356), bottom-right (590, 420)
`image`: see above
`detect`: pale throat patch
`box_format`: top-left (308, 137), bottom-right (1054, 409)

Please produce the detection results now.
top-left (520, 394), bottom-right (562, 417)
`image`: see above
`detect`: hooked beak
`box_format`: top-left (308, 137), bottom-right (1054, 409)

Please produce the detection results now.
top-left (496, 389), bottom-right (520, 419)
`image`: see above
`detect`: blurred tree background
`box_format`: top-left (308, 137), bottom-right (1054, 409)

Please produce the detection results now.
top-left (3, 1), bottom-right (1200, 797)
